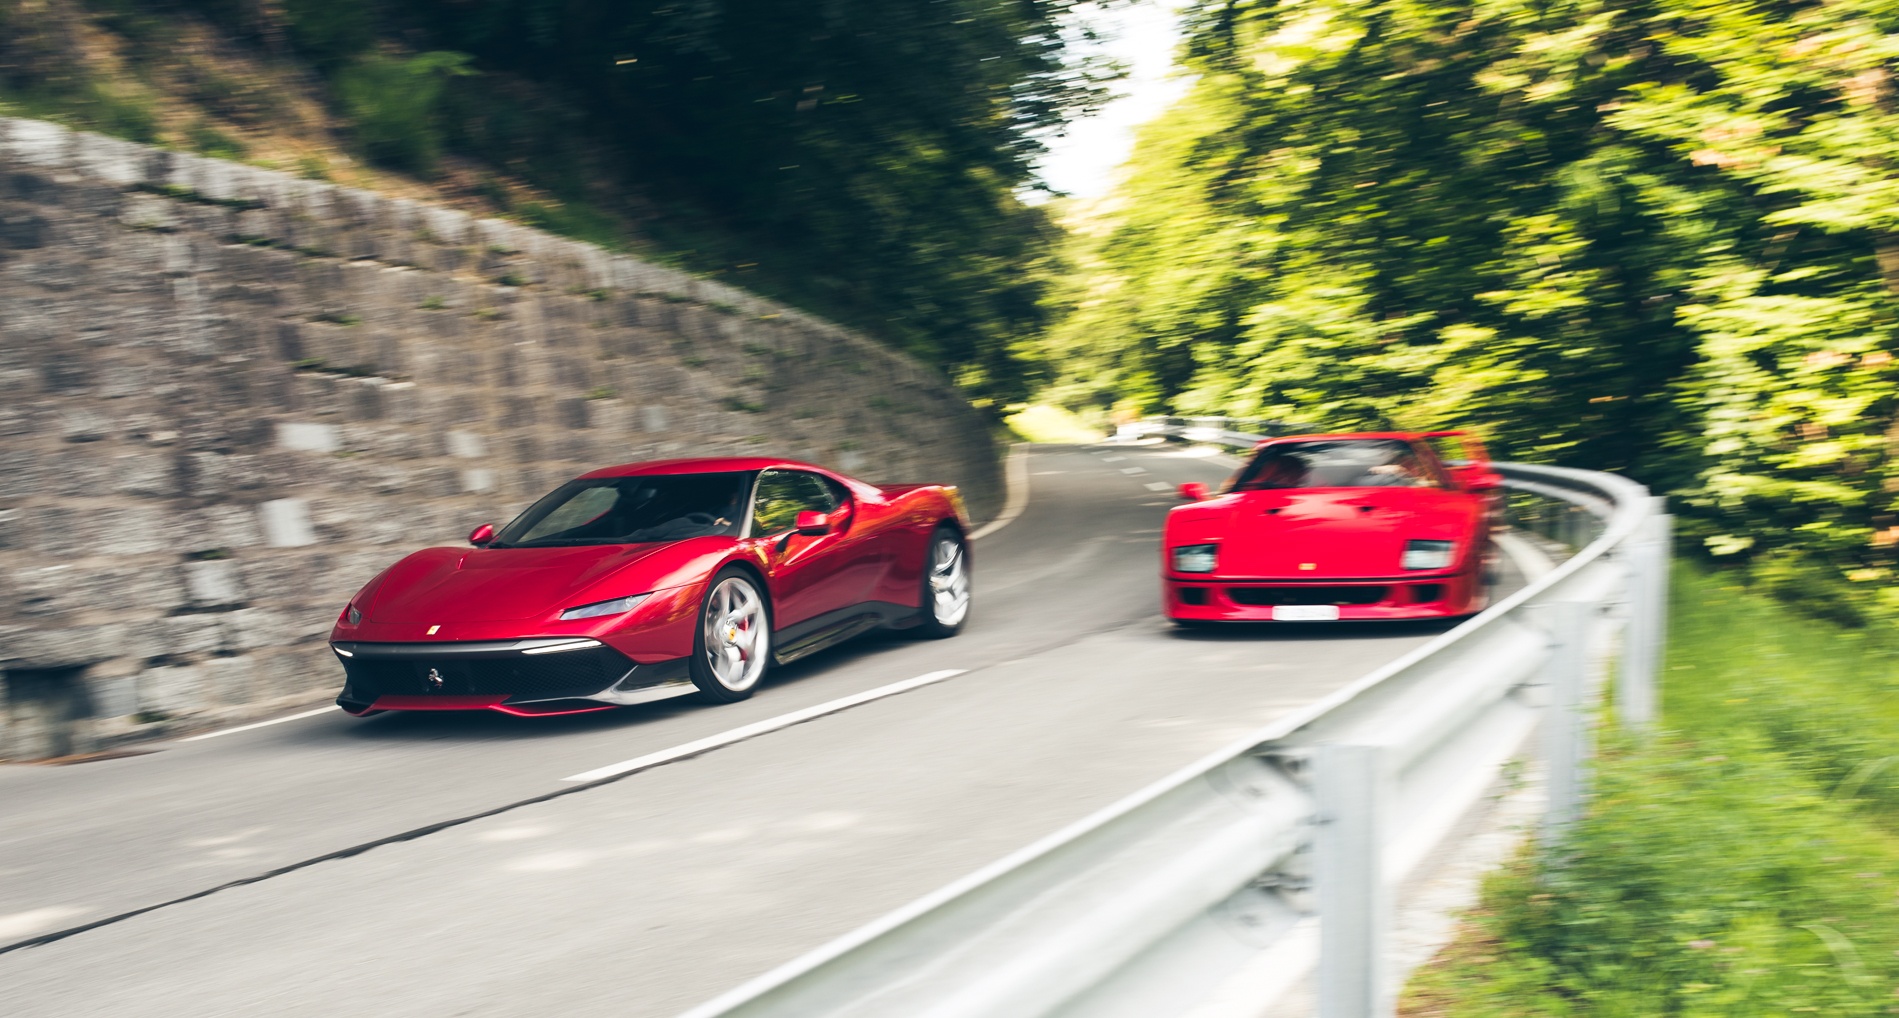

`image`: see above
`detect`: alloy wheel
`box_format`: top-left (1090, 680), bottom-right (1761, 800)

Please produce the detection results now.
top-left (702, 575), bottom-right (769, 692)
top-left (929, 536), bottom-right (971, 627)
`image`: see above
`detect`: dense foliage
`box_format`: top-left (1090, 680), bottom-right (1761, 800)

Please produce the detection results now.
top-left (1043, 0), bottom-right (1899, 622)
top-left (380, 0), bottom-right (1113, 396)
top-left (1, 0), bottom-right (1116, 402)
top-left (1402, 569), bottom-right (1899, 1015)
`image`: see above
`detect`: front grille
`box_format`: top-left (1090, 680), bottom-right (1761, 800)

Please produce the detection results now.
top-left (340, 643), bottom-right (635, 702)
top-left (1176, 586), bottom-right (1210, 606)
top-left (1226, 585), bottom-right (1390, 607)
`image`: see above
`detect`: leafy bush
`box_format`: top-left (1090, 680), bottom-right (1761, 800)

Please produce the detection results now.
top-left (333, 51), bottom-right (472, 176)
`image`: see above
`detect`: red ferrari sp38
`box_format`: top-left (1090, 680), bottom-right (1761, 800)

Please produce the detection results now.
top-left (1163, 432), bottom-right (1501, 623)
top-left (329, 458), bottom-right (972, 716)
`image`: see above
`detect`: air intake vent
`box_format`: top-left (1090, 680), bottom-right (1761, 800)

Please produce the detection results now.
top-left (1226, 586), bottom-right (1389, 607)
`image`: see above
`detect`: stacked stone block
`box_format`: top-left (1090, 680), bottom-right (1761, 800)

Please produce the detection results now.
top-left (0, 117), bottom-right (1002, 758)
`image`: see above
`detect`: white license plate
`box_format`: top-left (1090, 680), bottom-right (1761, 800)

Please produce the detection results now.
top-left (1272, 605), bottom-right (1340, 622)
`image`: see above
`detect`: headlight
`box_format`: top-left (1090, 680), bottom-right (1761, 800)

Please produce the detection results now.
top-left (345, 604), bottom-right (362, 625)
top-left (559, 594), bottom-right (651, 621)
top-left (1172, 544), bottom-right (1218, 574)
top-left (1401, 540), bottom-right (1456, 570)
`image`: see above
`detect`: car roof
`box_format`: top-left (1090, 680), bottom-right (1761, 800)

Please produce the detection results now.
top-left (579, 457), bottom-right (837, 479)
top-left (1255, 431), bottom-right (1439, 446)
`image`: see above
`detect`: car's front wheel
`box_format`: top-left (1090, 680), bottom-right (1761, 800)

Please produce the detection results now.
top-left (912, 526), bottom-right (971, 639)
top-left (690, 569), bottom-right (771, 702)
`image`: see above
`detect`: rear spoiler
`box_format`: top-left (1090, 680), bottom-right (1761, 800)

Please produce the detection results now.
top-left (1420, 430), bottom-right (1493, 468)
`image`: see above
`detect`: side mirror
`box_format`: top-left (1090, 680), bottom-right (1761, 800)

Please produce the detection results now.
top-left (1461, 471), bottom-right (1502, 493)
top-left (1178, 482), bottom-right (1209, 502)
top-left (468, 523), bottom-right (496, 546)
top-left (794, 510), bottom-right (832, 535)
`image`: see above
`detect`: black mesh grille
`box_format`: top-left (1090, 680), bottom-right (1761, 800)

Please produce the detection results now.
top-left (340, 644), bottom-right (635, 701)
top-left (1226, 585), bottom-right (1390, 607)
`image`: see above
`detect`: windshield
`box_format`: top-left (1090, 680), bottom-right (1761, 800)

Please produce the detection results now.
top-left (495, 472), bottom-right (753, 547)
top-left (1232, 440), bottom-right (1442, 490)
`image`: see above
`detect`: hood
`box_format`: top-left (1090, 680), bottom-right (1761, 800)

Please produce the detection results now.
top-left (1168, 487), bottom-right (1480, 578)
top-left (366, 539), bottom-right (730, 624)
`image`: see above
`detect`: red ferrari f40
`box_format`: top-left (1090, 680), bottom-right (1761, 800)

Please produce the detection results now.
top-left (1163, 432), bottom-right (1501, 623)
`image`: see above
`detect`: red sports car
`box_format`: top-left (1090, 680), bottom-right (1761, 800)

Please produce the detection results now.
top-left (1163, 432), bottom-right (1501, 623)
top-left (329, 457), bottom-right (973, 716)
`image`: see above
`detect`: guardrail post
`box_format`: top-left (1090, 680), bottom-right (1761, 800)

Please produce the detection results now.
top-left (1316, 742), bottom-right (1391, 1018)
top-left (1539, 600), bottom-right (1593, 843)
top-left (1618, 498), bottom-right (1671, 729)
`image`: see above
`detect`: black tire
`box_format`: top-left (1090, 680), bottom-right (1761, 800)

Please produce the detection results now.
top-left (912, 525), bottom-right (972, 639)
top-left (689, 568), bottom-right (772, 703)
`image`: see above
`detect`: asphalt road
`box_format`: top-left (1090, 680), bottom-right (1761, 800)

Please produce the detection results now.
top-left (0, 443), bottom-right (1522, 1017)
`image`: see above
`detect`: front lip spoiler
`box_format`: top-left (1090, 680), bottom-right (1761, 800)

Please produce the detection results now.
top-left (332, 648), bottom-right (695, 717)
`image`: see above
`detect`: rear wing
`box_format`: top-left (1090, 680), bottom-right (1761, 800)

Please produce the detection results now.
top-left (1421, 430), bottom-right (1491, 466)
top-left (1419, 431), bottom-right (1500, 492)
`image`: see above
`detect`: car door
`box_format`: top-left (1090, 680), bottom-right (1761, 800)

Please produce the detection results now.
top-left (751, 469), bottom-right (870, 630)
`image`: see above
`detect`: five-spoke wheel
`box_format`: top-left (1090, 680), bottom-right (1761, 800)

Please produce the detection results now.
top-left (689, 570), bottom-right (771, 702)
top-left (914, 527), bottom-right (971, 638)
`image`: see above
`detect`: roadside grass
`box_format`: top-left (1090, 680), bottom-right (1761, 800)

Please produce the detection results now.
top-left (1400, 567), bottom-right (1899, 1016)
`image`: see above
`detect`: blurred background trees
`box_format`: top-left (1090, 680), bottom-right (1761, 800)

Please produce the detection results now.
top-left (1, 0), bottom-right (1894, 621)
top-left (1037, 0), bottom-right (1899, 624)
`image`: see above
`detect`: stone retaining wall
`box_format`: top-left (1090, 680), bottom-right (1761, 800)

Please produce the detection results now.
top-left (0, 117), bottom-right (1002, 759)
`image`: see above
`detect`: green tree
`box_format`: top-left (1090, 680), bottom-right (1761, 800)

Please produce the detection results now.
top-left (1043, 0), bottom-right (1899, 622)
top-left (334, 50), bottom-right (474, 176)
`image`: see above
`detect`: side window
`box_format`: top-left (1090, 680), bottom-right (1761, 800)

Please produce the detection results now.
top-left (819, 476), bottom-right (851, 511)
top-left (751, 471), bottom-right (836, 534)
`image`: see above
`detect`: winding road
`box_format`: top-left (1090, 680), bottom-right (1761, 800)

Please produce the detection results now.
top-left (0, 443), bottom-right (1525, 1017)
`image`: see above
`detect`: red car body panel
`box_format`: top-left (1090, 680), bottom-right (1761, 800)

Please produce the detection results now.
top-left (329, 457), bottom-right (969, 714)
top-left (1162, 432), bottom-right (1499, 622)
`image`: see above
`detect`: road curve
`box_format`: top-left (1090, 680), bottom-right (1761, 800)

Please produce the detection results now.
top-left (0, 444), bottom-right (1522, 1017)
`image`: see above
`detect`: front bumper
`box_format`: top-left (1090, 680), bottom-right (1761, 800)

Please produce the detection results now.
top-left (331, 638), bottom-right (692, 715)
top-left (1163, 571), bottom-right (1477, 621)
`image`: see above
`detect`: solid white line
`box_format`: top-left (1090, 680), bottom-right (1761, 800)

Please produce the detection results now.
top-left (969, 443), bottom-right (1029, 542)
top-left (178, 707), bottom-right (334, 743)
top-left (561, 670), bottom-right (968, 783)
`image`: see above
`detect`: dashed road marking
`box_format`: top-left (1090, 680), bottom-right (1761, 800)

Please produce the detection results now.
top-left (563, 670), bottom-right (968, 783)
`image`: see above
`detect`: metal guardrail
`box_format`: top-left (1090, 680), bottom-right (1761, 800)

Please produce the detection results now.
top-left (681, 422), bottom-right (1671, 1018)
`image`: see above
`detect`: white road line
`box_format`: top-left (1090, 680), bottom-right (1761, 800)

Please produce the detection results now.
top-left (969, 444), bottom-right (1029, 542)
top-left (1119, 467), bottom-right (1147, 475)
top-left (178, 707), bottom-right (334, 743)
top-left (562, 670), bottom-right (967, 783)
top-left (1144, 481), bottom-right (1173, 492)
